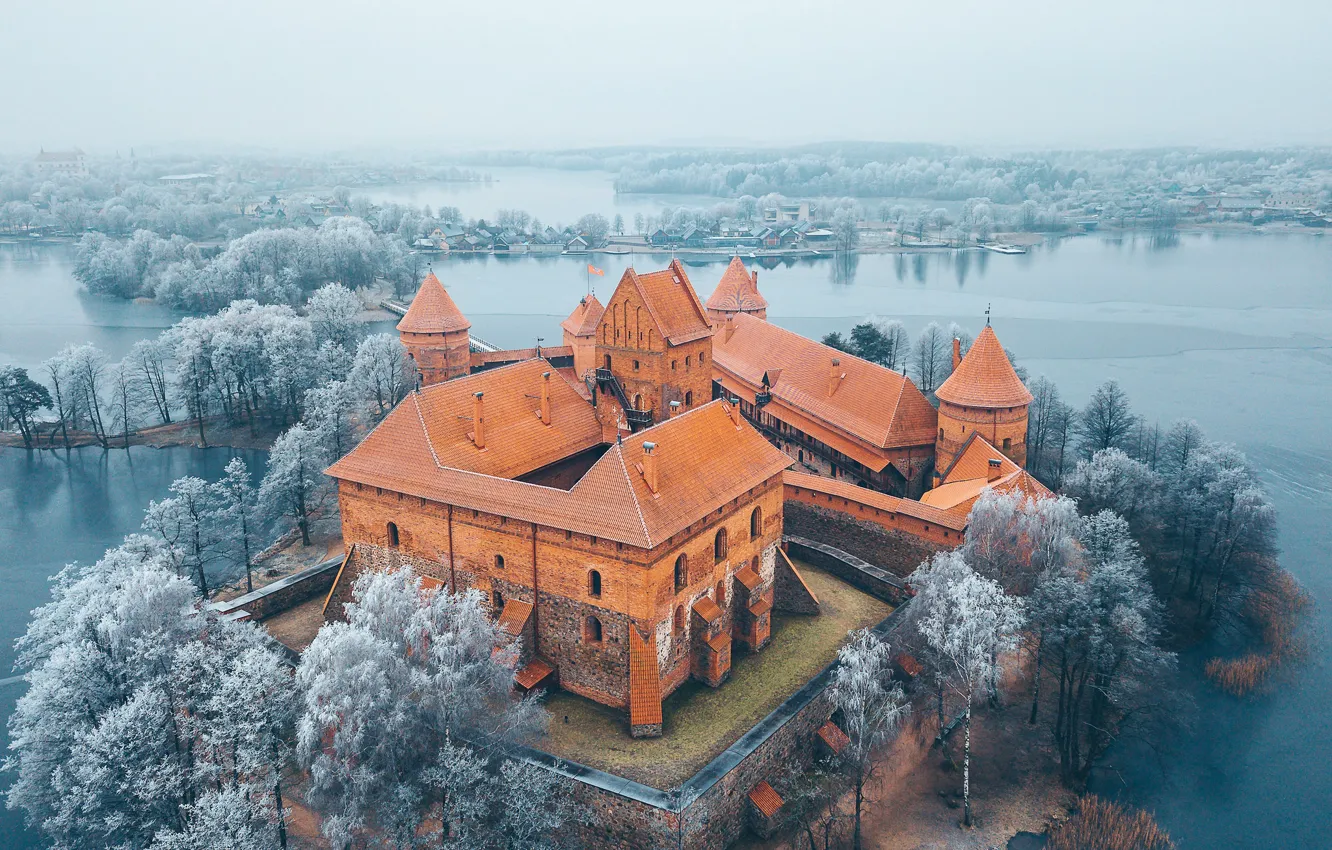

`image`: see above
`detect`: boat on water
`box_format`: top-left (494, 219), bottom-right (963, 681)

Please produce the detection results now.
top-left (981, 243), bottom-right (1027, 254)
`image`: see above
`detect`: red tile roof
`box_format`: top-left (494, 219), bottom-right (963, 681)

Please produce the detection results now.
top-left (706, 256), bottom-right (768, 313)
top-left (692, 595), bottom-right (723, 624)
top-left (920, 434), bottom-right (1052, 515)
top-left (734, 564), bottom-right (762, 591)
top-left (628, 626), bottom-right (663, 728)
top-left (495, 599), bottom-right (533, 638)
top-left (397, 271), bottom-right (471, 335)
top-left (327, 372), bottom-right (790, 549)
top-left (748, 595), bottom-right (772, 617)
top-left (817, 720), bottom-right (850, 754)
top-left (616, 260), bottom-right (713, 346)
top-left (748, 781), bottom-right (784, 818)
top-left (713, 313), bottom-right (938, 462)
top-left (935, 325), bottom-right (1032, 409)
top-left (560, 294), bottom-right (605, 338)
top-left (514, 657), bottom-right (554, 690)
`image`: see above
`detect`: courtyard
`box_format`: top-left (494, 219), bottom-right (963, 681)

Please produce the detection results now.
top-left (538, 559), bottom-right (893, 788)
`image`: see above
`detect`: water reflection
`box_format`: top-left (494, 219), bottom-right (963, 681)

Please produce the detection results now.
top-left (829, 251), bottom-right (859, 286)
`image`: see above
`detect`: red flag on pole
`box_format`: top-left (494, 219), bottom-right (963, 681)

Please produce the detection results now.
top-left (587, 264), bottom-right (605, 276)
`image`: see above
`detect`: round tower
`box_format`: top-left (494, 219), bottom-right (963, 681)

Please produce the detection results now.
top-left (705, 256), bottom-right (768, 325)
top-left (933, 324), bottom-right (1032, 478)
top-left (397, 270), bottom-right (471, 387)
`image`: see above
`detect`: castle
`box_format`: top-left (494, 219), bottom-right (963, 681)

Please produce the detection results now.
top-left (323, 257), bottom-right (1047, 736)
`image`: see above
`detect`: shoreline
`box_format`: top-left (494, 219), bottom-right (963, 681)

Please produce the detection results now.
top-left (0, 417), bottom-right (280, 452)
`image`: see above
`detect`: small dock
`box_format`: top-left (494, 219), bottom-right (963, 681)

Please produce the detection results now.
top-left (981, 243), bottom-right (1027, 255)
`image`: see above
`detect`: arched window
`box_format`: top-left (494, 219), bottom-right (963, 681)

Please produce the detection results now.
top-left (632, 359), bottom-right (640, 371)
top-left (715, 579), bottom-right (726, 606)
top-left (700, 352), bottom-right (706, 364)
top-left (939, 427), bottom-right (945, 440)
top-left (684, 390), bottom-right (693, 407)
top-left (633, 393), bottom-right (643, 411)
top-left (603, 353), bottom-right (612, 371)
top-left (585, 616), bottom-right (603, 643)
top-left (714, 528), bottom-right (728, 563)
top-left (493, 589), bottom-right (505, 611)
top-left (750, 507), bottom-right (762, 539)
top-left (1003, 437), bottom-right (1012, 450)
top-left (674, 554), bottom-right (687, 592)
top-left (386, 522), bottom-right (399, 547)
top-left (589, 570), bottom-right (602, 598)
top-left (674, 605), bottom-right (685, 635)
top-left (495, 554), bottom-right (505, 570)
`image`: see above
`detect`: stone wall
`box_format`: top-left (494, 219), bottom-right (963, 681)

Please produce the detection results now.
top-left (784, 501), bottom-right (946, 577)
top-left (784, 536), bottom-right (909, 605)
top-left (211, 558), bottom-right (342, 622)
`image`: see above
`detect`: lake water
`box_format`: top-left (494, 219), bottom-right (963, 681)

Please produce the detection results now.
top-left (1, 227), bottom-right (1331, 847)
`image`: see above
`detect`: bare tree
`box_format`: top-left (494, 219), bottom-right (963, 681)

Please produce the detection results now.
top-left (911, 322), bottom-right (949, 394)
top-left (1078, 379), bottom-right (1138, 456)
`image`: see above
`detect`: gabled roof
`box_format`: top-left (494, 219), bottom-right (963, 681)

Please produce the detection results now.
top-left (706, 256), bottom-right (768, 314)
top-left (713, 313), bottom-right (938, 455)
top-left (396, 271), bottom-right (471, 335)
top-left (560, 294), bottom-right (605, 338)
top-left (612, 260), bottom-right (713, 346)
top-left (920, 433), bottom-right (1052, 516)
top-left (326, 374), bottom-right (789, 549)
top-left (935, 325), bottom-right (1031, 409)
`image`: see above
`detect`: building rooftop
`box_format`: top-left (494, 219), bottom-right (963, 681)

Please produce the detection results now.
top-left (935, 325), bottom-right (1032, 409)
top-left (560, 293), bottom-right (605, 338)
top-left (618, 260), bottom-right (713, 346)
top-left (713, 313), bottom-right (938, 466)
top-left (705, 256), bottom-right (768, 314)
top-left (920, 433), bottom-right (1052, 515)
top-left (396, 271), bottom-right (472, 335)
top-left (326, 366), bottom-right (791, 549)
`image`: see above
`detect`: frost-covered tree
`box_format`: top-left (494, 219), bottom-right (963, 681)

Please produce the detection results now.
top-left (258, 423), bottom-right (329, 546)
top-left (214, 457), bottom-right (261, 593)
top-left (1063, 448), bottom-right (1160, 529)
top-left (142, 475), bottom-right (226, 597)
top-left (876, 319), bottom-right (910, 372)
top-left (832, 208), bottom-right (860, 252)
top-left (5, 538), bottom-right (292, 850)
top-left (127, 337), bottom-right (173, 424)
top-left (910, 552), bottom-right (1024, 826)
top-left (830, 629), bottom-right (909, 850)
top-left (67, 342), bottom-right (111, 446)
top-left (107, 359), bottom-right (147, 448)
top-left (350, 332), bottom-right (413, 416)
top-left (306, 282), bottom-right (363, 354)
top-left (42, 346), bottom-right (81, 448)
top-left (303, 379), bottom-right (358, 462)
top-left (296, 567), bottom-right (546, 847)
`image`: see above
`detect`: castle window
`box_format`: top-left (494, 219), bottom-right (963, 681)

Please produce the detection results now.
top-left (684, 391), bottom-right (693, 407)
top-left (495, 554), bottom-right (505, 570)
top-left (584, 616), bottom-right (603, 643)
top-left (603, 354), bottom-right (612, 371)
top-left (939, 427), bottom-right (944, 440)
top-left (566, 529), bottom-right (573, 540)
top-left (633, 359), bottom-right (640, 371)
top-left (387, 522), bottom-right (399, 547)
top-left (700, 352), bottom-right (706, 364)
top-left (1003, 437), bottom-right (1012, 450)
top-left (751, 555), bottom-right (760, 575)
top-left (674, 554), bottom-right (687, 592)
top-left (634, 394), bottom-right (643, 411)
top-left (686, 355), bottom-right (692, 368)
top-left (750, 507), bottom-right (762, 539)
top-left (674, 605), bottom-right (685, 635)
top-left (589, 570), bottom-right (602, 598)
top-left (672, 360), bottom-right (677, 371)
top-left (715, 579), bottom-right (727, 606)
top-left (714, 528), bottom-right (728, 563)
top-left (493, 590), bottom-right (505, 611)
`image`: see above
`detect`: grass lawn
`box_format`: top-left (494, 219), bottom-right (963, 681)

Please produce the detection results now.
top-left (537, 560), bottom-right (892, 788)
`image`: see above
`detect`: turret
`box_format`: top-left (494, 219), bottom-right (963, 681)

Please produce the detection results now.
top-left (397, 270), bottom-right (471, 387)
top-left (705, 256), bottom-right (768, 325)
top-left (933, 325), bottom-right (1031, 477)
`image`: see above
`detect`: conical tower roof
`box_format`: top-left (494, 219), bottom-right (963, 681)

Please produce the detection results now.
top-left (397, 271), bottom-right (471, 334)
top-left (706, 256), bottom-right (768, 313)
top-left (560, 293), bottom-right (605, 338)
top-left (935, 325), bottom-right (1032, 408)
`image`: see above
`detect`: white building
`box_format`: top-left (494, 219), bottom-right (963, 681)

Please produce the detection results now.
top-left (34, 148), bottom-right (88, 178)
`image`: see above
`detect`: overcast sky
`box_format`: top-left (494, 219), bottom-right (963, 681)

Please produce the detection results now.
top-left (4, 0), bottom-right (1330, 154)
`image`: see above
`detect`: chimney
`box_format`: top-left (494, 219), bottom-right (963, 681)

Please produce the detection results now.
top-left (641, 441), bottom-right (659, 494)
top-left (751, 270), bottom-right (758, 288)
top-left (727, 396), bottom-right (742, 427)
top-left (952, 338), bottom-right (962, 371)
top-left (724, 314), bottom-right (736, 342)
top-left (472, 391), bottom-right (485, 449)
top-left (987, 458), bottom-right (1003, 482)
top-left (540, 371), bottom-right (551, 426)
top-left (669, 400), bottom-right (682, 418)
top-left (828, 358), bottom-right (844, 396)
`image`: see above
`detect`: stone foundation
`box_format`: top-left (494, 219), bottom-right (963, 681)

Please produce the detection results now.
top-left (784, 501), bottom-right (946, 578)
